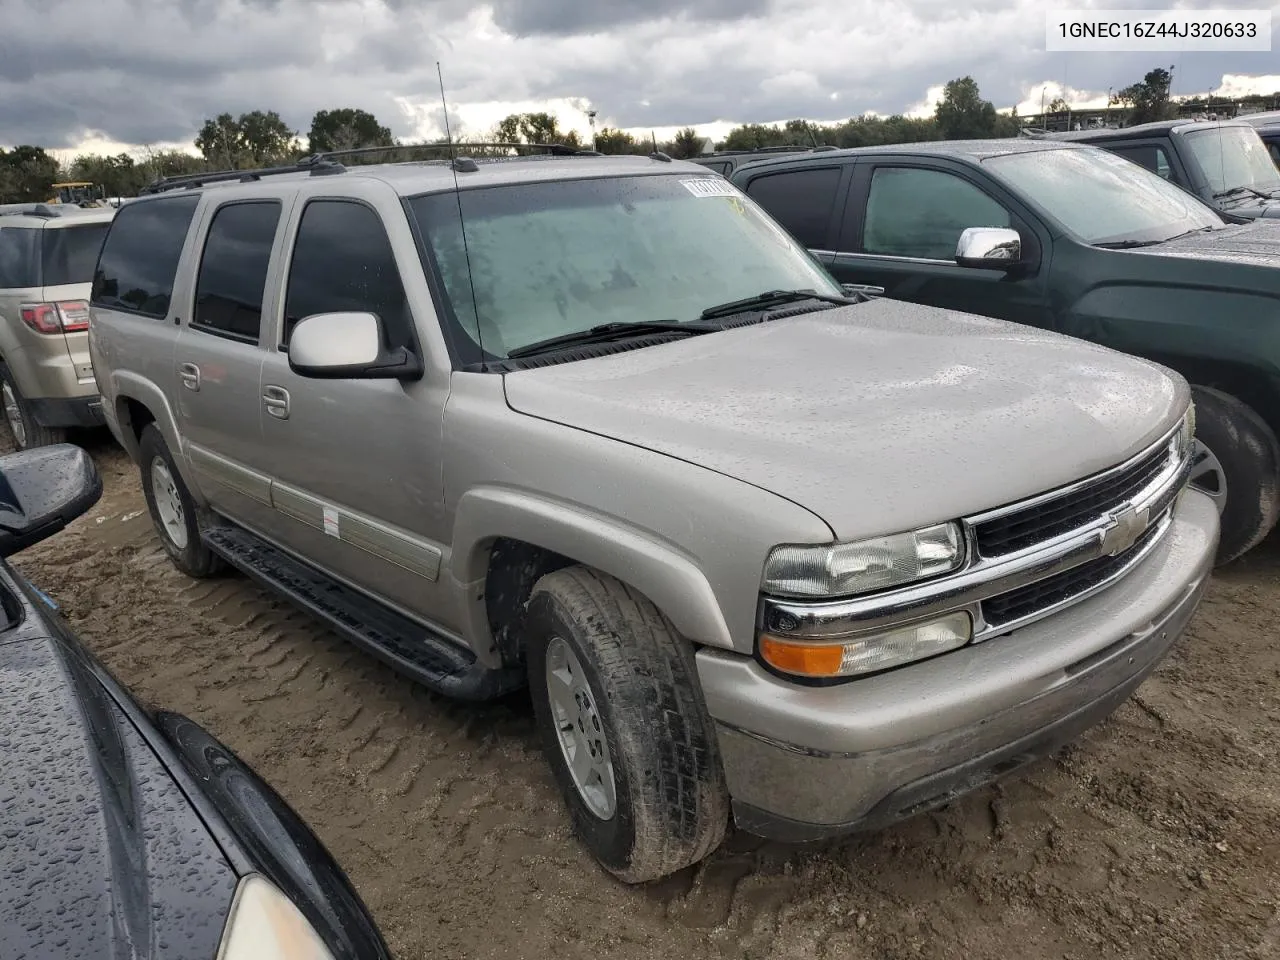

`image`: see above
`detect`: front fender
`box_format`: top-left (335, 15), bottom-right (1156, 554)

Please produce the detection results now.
top-left (450, 486), bottom-right (734, 653)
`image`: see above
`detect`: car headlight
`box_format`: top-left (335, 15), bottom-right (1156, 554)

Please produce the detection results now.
top-left (218, 875), bottom-right (335, 960)
top-left (762, 522), bottom-right (964, 598)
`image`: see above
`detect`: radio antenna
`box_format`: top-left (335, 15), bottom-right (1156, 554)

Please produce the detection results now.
top-left (437, 61), bottom-right (486, 369)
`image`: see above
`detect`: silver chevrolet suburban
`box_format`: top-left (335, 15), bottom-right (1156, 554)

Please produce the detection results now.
top-left (88, 147), bottom-right (1218, 883)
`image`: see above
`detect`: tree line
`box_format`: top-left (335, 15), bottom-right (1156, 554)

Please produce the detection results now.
top-left (1, 68), bottom-right (1269, 203)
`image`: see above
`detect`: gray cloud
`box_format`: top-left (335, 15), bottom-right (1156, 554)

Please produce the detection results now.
top-left (0, 0), bottom-right (1276, 153)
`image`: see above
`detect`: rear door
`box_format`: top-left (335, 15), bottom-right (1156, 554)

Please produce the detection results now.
top-left (172, 196), bottom-right (291, 534)
top-left (827, 157), bottom-right (1051, 327)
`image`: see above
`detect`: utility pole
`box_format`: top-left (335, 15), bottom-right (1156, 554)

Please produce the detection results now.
top-left (586, 109), bottom-right (598, 151)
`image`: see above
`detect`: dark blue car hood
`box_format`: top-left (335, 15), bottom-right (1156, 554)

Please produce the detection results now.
top-left (0, 625), bottom-right (236, 959)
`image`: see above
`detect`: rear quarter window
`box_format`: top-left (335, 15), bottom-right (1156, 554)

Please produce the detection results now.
top-left (0, 227), bottom-right (40, 288)
top-left (42, 222), bottom-right (111, 286)
top-left (91, 195), bottom-right (200, 317)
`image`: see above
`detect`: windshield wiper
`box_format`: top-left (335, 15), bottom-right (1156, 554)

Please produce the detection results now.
top-left (698, 288), bottom-right (852, 321)
top-left (1213, 185), bottom-right (1273, 201)
top-left (1096, 225), bottom-right (1220, 250)
top-left (505, 320), bottom-right (720, 359)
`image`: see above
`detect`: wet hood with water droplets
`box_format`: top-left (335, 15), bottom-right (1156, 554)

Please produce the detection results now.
top-left (0, 597), bottom-right (236, 959)
top-left (503, 299), bottom-right (1187, 539)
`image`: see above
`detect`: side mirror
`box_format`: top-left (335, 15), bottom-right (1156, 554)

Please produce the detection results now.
top-left (0, 445), bottom-right (102, 558)
top-left (955, 227), bottom-right (1022, 270)
top-left (287, 312), bottom-right (423, 381)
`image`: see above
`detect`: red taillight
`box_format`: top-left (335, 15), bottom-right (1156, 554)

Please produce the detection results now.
top-left (20, 300), bottom-right (89, 334)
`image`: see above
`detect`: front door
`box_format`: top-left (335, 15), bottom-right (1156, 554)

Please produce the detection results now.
top-left (254, 192), bottom-right (451, 622)
top-left (827, 161), bottom-right (1050, 329)
top-left (174, 198), bottom-right (286, 534)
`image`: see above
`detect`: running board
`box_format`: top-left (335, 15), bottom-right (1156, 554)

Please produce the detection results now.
top-left (201, 524), bottom-right (524, 702)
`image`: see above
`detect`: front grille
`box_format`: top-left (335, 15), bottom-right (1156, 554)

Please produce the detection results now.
top-left (973, 443), bottom-right (1171, 557)
top-left (981, 518), bottom-right (1165, 628)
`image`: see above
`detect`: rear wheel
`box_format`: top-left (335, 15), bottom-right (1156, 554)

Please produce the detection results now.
top-left (138, 424), bottom-right (223, 578)
top-left (0, 364), bottom-right (66, 449)
top-left (1189, 385), bottom-right (1280, 565)
top-left (526, 566), bottom-right (728, 883)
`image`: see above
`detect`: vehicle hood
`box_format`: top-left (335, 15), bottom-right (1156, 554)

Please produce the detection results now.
top-left (0, 626), bottom-right (237, 958)
top-left (502, 300), bottom-right (1185, 540)
top-left (1128, 218), bottom-right (1280, 266)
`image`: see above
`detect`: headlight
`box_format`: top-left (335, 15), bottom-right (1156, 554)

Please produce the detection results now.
top-left (218, 875), bottom-right (335, 960)
top-left (762, 522), bottom-right (964, 598)
top-left (760, 611), bottom-right (973, 679)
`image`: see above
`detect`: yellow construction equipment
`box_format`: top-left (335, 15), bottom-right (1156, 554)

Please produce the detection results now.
top-left (46, 182), bottom-right (109, 206)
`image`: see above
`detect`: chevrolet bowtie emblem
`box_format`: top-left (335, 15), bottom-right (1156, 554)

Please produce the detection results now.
top-left (1098, 503), bottom-right (1149, 557)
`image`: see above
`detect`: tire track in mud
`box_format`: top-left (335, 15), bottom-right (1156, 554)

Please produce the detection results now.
top-left (10, 437), bottom-right (1280, 960)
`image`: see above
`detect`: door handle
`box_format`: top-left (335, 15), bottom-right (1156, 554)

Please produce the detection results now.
top-left (262, 385), bottom-right (290, 420)
top-left (179, 362), bottom-right (200, 391)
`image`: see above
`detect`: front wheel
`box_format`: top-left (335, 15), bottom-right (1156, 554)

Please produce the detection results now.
top-left (526, 567), bottom-right (728, 883)
top-left (138, 424), bottom-right (223, 578)
top-left (1189, 385), bottom-right (1280, 565)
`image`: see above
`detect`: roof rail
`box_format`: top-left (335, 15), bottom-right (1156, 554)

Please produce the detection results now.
top-left (138, 158), bottom-right (348, 196)
top-left (137, 141), bottom-right (603, 196)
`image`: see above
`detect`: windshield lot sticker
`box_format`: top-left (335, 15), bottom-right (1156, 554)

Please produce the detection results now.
top-left (680, 178), bottom-right (741, 198)
top-left (323, 506), bottom-right (340, 538)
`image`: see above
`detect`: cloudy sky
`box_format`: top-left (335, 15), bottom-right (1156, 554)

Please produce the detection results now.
top-left (2, 0), bottom-right (1278, 159)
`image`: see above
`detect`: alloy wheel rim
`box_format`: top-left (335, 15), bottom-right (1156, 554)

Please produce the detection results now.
top-left (545, 635), bottom-right (617, 820)
top-left (150, 458), bottom-right (189, 549)
top-left (2, 383), bottom-right (26, 448)
top-left (1188, 439), bottom-right (1228, 517)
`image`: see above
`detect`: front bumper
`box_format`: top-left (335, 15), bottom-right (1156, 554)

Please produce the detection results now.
top-left (695, 488), bottom-right (1218, 842)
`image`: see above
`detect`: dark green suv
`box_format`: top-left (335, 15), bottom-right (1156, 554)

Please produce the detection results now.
top-left (732, 138), bottom-right (1280, 564)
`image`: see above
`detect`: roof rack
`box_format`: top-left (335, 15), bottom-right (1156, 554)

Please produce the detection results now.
top-left (300, 141), bottom-right (601, 165)
top-left (138, 141), bottom-right (604, 196)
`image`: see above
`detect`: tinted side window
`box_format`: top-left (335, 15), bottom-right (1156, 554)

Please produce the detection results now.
top-left (743, 167), bottom-right (841, 247)
top-left (283, 201), bottom-right (411, 349)
top-left (192, 202), bottom-right (281, 342)
top-left (1111, 144), bottom-right (1175, 180)
top-left (0, 228), bottom-right (39, 288)
top-left (863, 167), bottom-right (1010, 261)
top-left (42, 222), bottom-right (111, 286)
top-left (92, 196), bottom-right (200, 317)
top-left (1267, 140), bottom-right (1280, 167)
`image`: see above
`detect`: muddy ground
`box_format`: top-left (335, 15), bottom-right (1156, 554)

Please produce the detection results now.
top-left (10, 430), bottom-right (1280, 960)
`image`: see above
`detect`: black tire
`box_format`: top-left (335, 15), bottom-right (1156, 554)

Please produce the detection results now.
top-left (526, 566), bottom-right (728, 883)
top-left (0, 363), bottom-right (66, 449)
top-left (1190, 385), bottom-right (1280, 565)
top-left (138, 424), bottom-right (223, 578)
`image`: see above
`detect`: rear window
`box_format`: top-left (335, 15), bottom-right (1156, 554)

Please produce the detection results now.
top-left (42, 222), bottom-right (111, 286)
top-left (92, 195), bottom-right (200, 317)
top-left (0, 228), bottom-right (40, 288)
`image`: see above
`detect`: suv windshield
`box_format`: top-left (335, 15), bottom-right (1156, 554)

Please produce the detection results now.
top-left (409, 174), bottom-right (841, 359)
top-left (985, 146), bottom-right (1222, 246)
top-left (42, 222), bottom-right (111, 287)
top-left (1182, 125), bottom-right (1280, 197)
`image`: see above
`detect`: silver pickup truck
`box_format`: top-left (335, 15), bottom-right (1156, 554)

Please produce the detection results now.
top-left (88, 148), bottom-right (1218, 883)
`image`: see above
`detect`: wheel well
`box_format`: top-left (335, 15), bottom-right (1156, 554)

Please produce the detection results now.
top-left (483, 538), bottom-right (574, 667)
top-left (1147, 355), bottom-right (1280, 439)
top-left (120, 396), bottom-right (156, 444)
